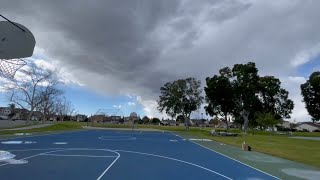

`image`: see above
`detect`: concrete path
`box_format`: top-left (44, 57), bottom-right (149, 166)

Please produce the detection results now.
top-left (0, 120), bottom-right (28, 129)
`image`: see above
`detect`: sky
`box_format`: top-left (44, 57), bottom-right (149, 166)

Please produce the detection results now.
top-left (1, 0), bottom-right (320, 121)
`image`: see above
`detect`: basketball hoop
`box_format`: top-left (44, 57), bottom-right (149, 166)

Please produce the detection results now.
top-left (0, 58), bottom-right (27, 79)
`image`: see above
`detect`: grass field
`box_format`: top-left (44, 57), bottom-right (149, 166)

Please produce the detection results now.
top-left (0, 122), bottom-right (84, 135)
top-left (181, 129), bottom-right (320, 168)
top-left (1, 121), bottom-right (319, 168)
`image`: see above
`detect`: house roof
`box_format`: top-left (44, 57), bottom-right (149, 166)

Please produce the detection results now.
top-left (298, 122), bottom-right (320, 128)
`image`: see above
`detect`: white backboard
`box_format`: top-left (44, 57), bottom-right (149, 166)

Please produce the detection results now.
top-left (0, 21), bottom-right (36, 59)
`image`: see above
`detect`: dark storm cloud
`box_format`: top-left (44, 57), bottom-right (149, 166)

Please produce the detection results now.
top-left (1, 0), bottom-right (251, 96)
top-left (3, 0), bottom-right (320, 119)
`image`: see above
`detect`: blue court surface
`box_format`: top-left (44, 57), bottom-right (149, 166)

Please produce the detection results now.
top-left (0, 130), bottom-right (279, 180)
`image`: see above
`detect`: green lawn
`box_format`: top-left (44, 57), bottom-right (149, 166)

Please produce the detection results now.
top-left (0, 122), bottom-right (84, 135)
top-left (182, 130), bottom-right (320, 168)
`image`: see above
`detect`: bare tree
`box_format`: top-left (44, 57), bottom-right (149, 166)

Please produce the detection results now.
top-left (7, 63), bottom-right (59, 124)
top-left (37, 81), bottom-right (63, 123)
top-left (54, 96), bottom-right (74, 121)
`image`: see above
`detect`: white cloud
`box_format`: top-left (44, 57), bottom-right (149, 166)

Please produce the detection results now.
top-left (288, 76), bottom-right (306, 84)
top-left (136, 96), bottom-right (167, 119)
top-left (113, 105), bottom-right (122, 109)
top-left (127, 102), bottom-right (136, 106)
top-left (126, 94), bottom-right (133, 99)
top-left (290, 43), bottom-right (320, 67)
top-left (281, 76), bottom-right (311, 122)
top-left (33, 59), bottom-right (56, 71)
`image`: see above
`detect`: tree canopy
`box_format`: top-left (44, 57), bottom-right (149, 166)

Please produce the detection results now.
top-left (301, 71), bottom-right (320, 122)
top-left (204, 62), bottom-right (294, 132)
top-left (204, 72), bottom-right (235, 130)
top-left (142, 116), bottom-right (150, 124)
top-left (255, 112), bottom-right (278, 130)
top-left (157, 77), bottom-right (203, 128)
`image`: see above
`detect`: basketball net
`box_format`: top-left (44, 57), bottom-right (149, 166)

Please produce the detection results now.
top-left (0, 58), bottom-right (27, 79)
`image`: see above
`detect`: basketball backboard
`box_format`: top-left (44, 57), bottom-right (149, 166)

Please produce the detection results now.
top-left (0, 21), bottom-right (36, 59)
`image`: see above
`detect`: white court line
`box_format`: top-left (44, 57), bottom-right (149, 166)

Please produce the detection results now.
top-left (41, 154), bottom-right (118, 158)
top-left (172, 133), bottom-right (280, 180)
top-left (2, 147), bottom-right (233, 179)
top-left (1, 148), bottom-right (121, 180)
top-left (115, 149), bottom-right (232, 180)
top-left (96, 154), bottom-right (120, 180)
top-left (0, 149), bottom-right (67, 167)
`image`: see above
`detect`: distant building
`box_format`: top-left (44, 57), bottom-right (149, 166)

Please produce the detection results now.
top-left (0, 107), bottom-right (11, 119)
top-left (215, 120), bottom-right (227, 128)
top-left (48, 114), bottom-right (59, 121)
top-left (162, 120), bottom-right (177, 126)
top-left (75, 114), bottom-right (87, 122)
top-left (277, 120), bottom-right (291, 129)
top-left (91, 115), bottom-right (105, 123)
top-left (296, 122), bottom-right (320, 132)
top-left (229, 122), bottom-right (241, 129)
top-left (126, 112), bottom-right (139, 124)
top-left (191, 119), bottom-right (209, 126)
top-left (105, 116), bottom-right (122, 123)
top-left (0, 107), bottom-right (37, 120)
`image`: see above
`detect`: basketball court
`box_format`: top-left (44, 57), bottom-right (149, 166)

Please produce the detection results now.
top-left (0, 130), bottom-right (279, 180)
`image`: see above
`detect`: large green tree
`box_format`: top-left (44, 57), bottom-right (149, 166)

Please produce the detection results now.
top-left (205, 62), bottom-right (293, 132)
top-left (258, 76), bottom-right (294, 120)
top-left (142, 116), bottom-right (150, 124)
top-left (151, 117), bottom-right (161, 124)
top-left (255, 112), bottom-right (278, 132)
top-left (157, 77), bottom-right (203, 129)
top-left (231, 62), bottom-right (260, 132)
top-left (301, 71), bottom-right (320, 122)
top-left (176, 114), bottom-right (185, 122)
top-left (204, 70), bottom-right (235, 130)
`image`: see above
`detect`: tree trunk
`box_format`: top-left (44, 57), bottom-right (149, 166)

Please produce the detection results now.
top-left (42, 113), bottom-right (47, 124)
top-left (241, 111), bottom-right (250, 133)
top-left (26, 111), bottom-right (33, 125)
top-left (184, 115), bottom-right (190, 130)
top-left (224, 113), bottom-right (229, 131)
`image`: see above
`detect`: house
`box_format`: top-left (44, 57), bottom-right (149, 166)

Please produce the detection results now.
top-left (229, 122), bottom-right (241, 129)
top-left (296, 122), bottom-right (320, 132)
top-left (0, 107), bottom-right (42, 121)
top-left (265, 126), bottom-right (278, 132)
top-left (13, 108), bottom-right (30, 120)
top-left (48, 114), bottom-right (59, 121)
top-left (31, 111), bottom-right (42, 121)
top-left (191, 119), bottom-right (209, 126)
top-left (0, 107), bottom-right (11, 119)
top-left (278, 120), bottom-right (291, 129)
top-left (105, 116), bottom-right (122, 123)
top-left (75, 114), bottom-right (87, 122)
top-left (162, 120), bottom-right (177, 126)
top-left (215, 120), bottom-right (227, 128)
top-left (91, 115), bottom-right (105, 123)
